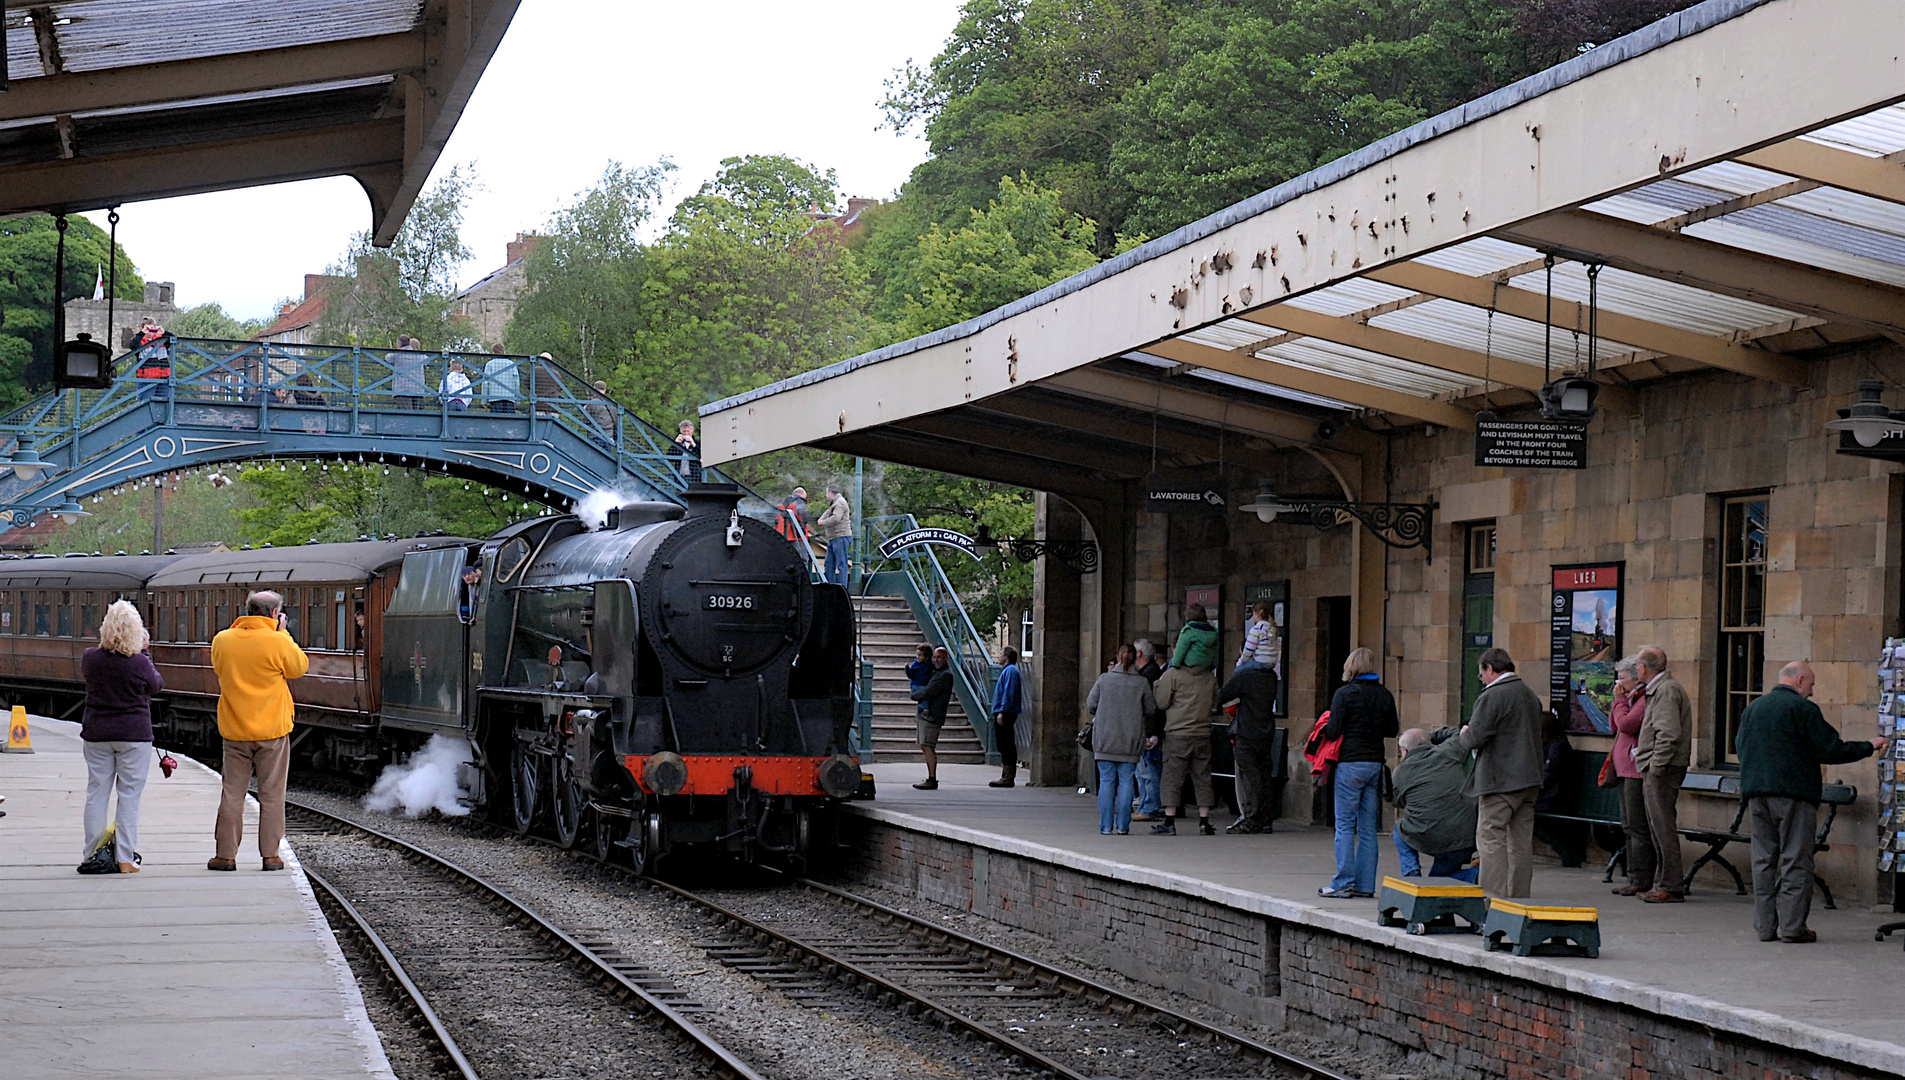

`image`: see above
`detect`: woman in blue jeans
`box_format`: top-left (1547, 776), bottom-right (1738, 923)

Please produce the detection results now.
top-left (1319, 647), bottom-right (1398, 897)
top-left (1084, 644), bottom-right (1156, 835)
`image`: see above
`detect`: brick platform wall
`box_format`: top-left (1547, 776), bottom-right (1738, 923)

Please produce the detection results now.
top-left (840, 815), bottom-right (1890, 1080)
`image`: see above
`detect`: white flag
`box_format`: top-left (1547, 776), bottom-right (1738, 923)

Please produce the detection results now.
top-left (92, 265), bottom-right (104, 301)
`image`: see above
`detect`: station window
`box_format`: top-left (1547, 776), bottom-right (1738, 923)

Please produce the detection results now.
top-left (1719, 494), bottom-right (1770, 763)
top-left (1461, 523), bottom-right (1497, 718)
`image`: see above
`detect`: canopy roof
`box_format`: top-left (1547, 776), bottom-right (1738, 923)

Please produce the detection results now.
top-left (700, 0), bottom-right (1905, 498)
top-left (0, 0), bottom-right (518, 243)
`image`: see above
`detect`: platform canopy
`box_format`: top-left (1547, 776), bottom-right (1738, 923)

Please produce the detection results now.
top-left (0, 0), bottom-right (518, 244)
top-left (699, 0), bottom-right (1905, 501)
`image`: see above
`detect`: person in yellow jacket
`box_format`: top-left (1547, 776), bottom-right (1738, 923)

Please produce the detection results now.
top-left (207, 591), bottom-right (309, 871)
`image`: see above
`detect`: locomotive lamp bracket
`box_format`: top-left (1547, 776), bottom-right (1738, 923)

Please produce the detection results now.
top-left (725, 509), bottom-right (744, 548)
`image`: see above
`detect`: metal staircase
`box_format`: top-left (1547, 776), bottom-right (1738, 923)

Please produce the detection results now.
top-left (852, 593), bottom-right (986, 764)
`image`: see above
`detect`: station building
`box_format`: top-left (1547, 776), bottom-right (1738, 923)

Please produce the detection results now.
top-left (703, 0), bottom-right (1905, 908)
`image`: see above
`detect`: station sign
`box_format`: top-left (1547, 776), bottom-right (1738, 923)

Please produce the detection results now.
top-left (1146, 471), bottom-right (1227, 515)
top-left (877, 527), bottom-right (976, 560)
top-left (1474, 418), bottom-right (1587, 469)
top-left (1834, 430), bottom-right (1905, 460)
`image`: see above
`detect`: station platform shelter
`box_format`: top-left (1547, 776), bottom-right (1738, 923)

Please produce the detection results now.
top-left (0, 717), bottom-right (393, 1079)
top-left (849, 761), bottom-right (1904, 1079)
top-left (702, 0), bottom-right (1905, 926)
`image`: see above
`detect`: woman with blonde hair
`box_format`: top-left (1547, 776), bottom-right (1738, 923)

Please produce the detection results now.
top-left (80, 599), bottom-right (164, 874)
top-left (1319, 646), bottom-right (1398, 898)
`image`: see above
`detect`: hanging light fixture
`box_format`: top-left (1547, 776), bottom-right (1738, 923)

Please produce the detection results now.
top-left (1825, 379), bottom-right (1905, 448)
top-left (2, 440), bottom-right (51, 481)
top-left (52, 498), bottom-right (90, 525)
top-left (1238, 487), bottom-right (1295, 524)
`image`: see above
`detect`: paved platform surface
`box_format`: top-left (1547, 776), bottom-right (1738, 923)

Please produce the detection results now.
top-left (0, 717), bottom-right (392, 1079)
top-left (863, 762), bottom-right (1905, 1074)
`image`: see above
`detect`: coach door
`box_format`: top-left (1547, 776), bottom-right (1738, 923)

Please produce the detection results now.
top-left (380, 547), bottom-right (473, 731)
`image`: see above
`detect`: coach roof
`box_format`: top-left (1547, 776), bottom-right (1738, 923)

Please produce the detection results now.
top-left (0, 554), bottom-right (186, 590)
top-left (145, 537), bottom-right (476, 589)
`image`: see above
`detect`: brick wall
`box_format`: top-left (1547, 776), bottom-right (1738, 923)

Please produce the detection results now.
top-left (843, 814), bottom-right (1892, 1080)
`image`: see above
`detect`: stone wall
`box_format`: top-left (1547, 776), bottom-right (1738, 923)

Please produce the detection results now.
top-left (841, 813), bottom-right (1894, 1080)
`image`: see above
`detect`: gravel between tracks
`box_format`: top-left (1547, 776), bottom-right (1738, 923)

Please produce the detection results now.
top-left (315, 885), bottom-right (455, 1080)
top-left (290, 790), bottom-right (1041, 1080)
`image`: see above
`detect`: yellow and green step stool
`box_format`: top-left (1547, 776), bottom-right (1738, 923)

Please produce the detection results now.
top-left (1376, 876), bottom-right (1488, 935)
top-left (1480, 898), bottom-right (1601, 958)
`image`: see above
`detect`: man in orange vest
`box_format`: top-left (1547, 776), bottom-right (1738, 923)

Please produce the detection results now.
top-left (207, 591), bottom-right (309, 872)
top-left (775, 486), bottom-right (809, 542)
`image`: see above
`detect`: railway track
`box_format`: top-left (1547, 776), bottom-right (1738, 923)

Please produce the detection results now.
top-left (290, 789), bottom-right (1358, 1080)
top-left (284, 797), bottom-right (766, 1080)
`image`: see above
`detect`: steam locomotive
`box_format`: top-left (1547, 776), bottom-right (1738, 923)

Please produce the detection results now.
top-left (0, 484), bottom-right (861, 870)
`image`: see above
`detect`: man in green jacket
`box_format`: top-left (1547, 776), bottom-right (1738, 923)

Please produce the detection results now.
top-left (1734, 661), bottom-right (1884, 943)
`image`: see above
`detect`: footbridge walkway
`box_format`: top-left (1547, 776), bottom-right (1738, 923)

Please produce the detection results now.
top-left (0, 339), bottom-right (734, 528)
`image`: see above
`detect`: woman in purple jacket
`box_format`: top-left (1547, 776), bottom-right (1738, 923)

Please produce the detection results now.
top-left (80, 600), bottom-right (164, 874)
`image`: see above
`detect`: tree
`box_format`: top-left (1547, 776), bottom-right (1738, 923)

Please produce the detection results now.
top-left (1508, 0), bottom-right (1704, 65)
top-left (622, 155), bottom-right (878, 427)
top-left (170, 302), bottom-right (265, 341)
top-left (506, 161), bottom-right (672, 379)
top-left (235, 464), bottom-right (525, 546)
top-left (34, 474), bottom-right (262, 555)
top-left (870, 173), bottom-right (1100, 339)
top-left (0, 214), bottom-right (143, 410)
top-left (317, 164), bottom-right (480, 350)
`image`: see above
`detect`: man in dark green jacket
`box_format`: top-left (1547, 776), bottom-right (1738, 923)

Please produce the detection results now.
top-left (1734, 661), bottom-right (1885, 943)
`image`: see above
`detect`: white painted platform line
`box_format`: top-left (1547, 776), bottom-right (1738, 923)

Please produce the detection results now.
top-left (0, 717), bottom-right (393, 1080)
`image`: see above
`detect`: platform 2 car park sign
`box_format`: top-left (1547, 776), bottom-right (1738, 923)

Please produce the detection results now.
top-left (877, 528), bottom-right (978, 559)
top-left (1474, 418), bottom-right (1587, 470)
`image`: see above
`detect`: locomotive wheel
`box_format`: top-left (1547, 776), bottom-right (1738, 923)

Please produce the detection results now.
top-left (551, 754), bottom-right (585, 850)
top-left (593, 810), bottom-right (624, 863)
top-left (510, 742), bottom-right (542, 836)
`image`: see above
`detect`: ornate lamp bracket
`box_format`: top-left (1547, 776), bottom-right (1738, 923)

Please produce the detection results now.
top-left (1278, 499), bottom-right (1435, 557)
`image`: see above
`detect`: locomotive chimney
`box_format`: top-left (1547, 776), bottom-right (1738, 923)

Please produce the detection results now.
top-left (604, 502), bottom-right (685, 531)
top-left (680, 482), bottom-right (742, 518)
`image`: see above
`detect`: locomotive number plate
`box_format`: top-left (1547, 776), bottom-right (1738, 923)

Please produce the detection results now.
top-left (704, 594), bottom-right (757, 611)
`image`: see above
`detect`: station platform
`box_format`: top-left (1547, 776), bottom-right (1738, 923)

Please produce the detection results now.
top-left (855, 762), bottom-right (1905, 1078)
top-left (0, 717), bottom-right (392, 1080)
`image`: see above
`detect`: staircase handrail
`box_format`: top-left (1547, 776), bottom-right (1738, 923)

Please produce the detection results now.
top-left (0, 337), bottom-right (771, 513)
top-left (858, 513), bottom-right (1000, 762)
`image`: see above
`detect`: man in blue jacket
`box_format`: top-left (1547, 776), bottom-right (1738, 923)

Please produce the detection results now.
top-left (990, 645), bottom-right (1024, 788)
top-left (1735, 661), bottom-right (1884, 943)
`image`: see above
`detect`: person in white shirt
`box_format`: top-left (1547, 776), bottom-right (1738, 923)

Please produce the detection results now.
top-left (442, 358), bottom-right (473, 411)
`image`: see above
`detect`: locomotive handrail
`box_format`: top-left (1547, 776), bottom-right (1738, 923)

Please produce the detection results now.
top-left (858, 513), bottom-right (1000, 763)
top-left (0, 337), bottom-right (773, 527)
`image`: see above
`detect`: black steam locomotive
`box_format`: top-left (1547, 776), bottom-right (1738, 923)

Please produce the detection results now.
top-left (0, 484), bottom-right (861, 870)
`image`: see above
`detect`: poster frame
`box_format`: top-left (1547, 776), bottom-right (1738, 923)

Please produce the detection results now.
top-left (1550, 561), bottom-right (1625, 735)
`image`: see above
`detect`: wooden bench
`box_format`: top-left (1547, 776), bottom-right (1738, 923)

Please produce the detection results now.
top-left (1533, 750), bottom-right (1626, 882)
top-left (1677, 773), bottom-right (1857, 908)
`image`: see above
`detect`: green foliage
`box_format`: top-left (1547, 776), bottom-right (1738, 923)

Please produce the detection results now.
top-left (505, 161), bottom-right (672, 379)
top-left (872, 174), bottom-right (1099, 338)
top-left (0, 214), bottom-right (143, 411)
top-left (170, 302), bottom-right (265, 341)
top-left (621, 155), bottom-right (879, 428)
top-left (234, 464), bottom-right (526, 546)
top-left (34, 476), bottom-right (260, 555)
top-left (868, 464), bottom-right (1037, 633)
top-left (317, 164), bottom-right (480, 350)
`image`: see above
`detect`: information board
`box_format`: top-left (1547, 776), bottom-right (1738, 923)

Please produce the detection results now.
top-left (1550, 563), bottom-right (1623, 735)
top-left (1475, 418), bottom-right (1588, 469)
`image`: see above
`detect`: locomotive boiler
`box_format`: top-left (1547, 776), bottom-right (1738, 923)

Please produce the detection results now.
top-left (0, 483), bottom-right (860, 871)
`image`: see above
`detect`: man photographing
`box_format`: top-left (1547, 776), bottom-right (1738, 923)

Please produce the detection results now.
top-left (207, 591), bottom-right (309, 872)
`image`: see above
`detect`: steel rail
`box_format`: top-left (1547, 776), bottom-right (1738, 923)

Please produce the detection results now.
top-left (304, 865), bottom-right (483, 1080)
top-left (637, 874), bottom-right (1094, 1080)
top-left (794, 878), bottom-right (1358, 1080)
top-left (284, 797), bottom-right (770, 1080)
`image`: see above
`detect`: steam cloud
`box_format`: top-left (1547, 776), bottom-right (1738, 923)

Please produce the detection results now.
top-left (364, 735), bottom-right (473, 818)
top-left (574, 482), bottom-right (652, 530)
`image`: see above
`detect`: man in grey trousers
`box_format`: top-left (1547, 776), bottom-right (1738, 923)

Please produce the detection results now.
top-left (1734, 661), bottom-right (1884, 942)
top-left (1635, 645), bottom-right (1694, 903)
top-left (1458, 648), bottom-right (1545, 897)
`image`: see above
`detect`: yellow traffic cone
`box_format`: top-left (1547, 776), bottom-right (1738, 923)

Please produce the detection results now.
top-left (5, 705), bottom-right (34, 753)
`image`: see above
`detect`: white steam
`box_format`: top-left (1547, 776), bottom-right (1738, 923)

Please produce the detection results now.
top-left (574, 482), bottom-right (653, 530)
top-left (364, 735), bottom-right (473, 818)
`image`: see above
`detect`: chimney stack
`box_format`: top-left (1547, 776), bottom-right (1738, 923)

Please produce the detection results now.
top-left (506, 232), bottom-right (543, 264)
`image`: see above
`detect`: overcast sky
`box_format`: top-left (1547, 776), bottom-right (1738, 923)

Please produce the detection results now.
top-left (82, 1), bottom-right (964, 322)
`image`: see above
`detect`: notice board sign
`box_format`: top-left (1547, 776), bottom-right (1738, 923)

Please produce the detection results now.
top-left (1475, 418), bottom-right (1588, 469)
top-left (1550, 563), bottom-right (1623, 735)
top-left (1147, 471), bottom-right (1227, 515)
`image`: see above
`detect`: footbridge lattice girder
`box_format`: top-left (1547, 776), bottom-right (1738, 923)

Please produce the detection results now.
top-left (0, 339), bottom-right (730, 528)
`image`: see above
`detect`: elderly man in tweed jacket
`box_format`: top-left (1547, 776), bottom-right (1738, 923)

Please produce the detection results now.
top-left (1634, 645), bottom-right (1694, 903)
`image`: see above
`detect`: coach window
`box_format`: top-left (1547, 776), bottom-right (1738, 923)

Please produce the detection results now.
top-left (18, 593), bottom-right (29, 636)
top-left (80, 593), bottom-right (99, 638)
top-left (57, 592), bottom-right (73, 637)
top-left (332, 590), bottom-right (347, 650)
top-left (307, 590), bottom-right (328, 650)
top-left (195, 590), bottom-right (207, 642)
top-left (34, 592), bottom-right (50, 636)
top-left (283, 588), bottom-right (301, 641)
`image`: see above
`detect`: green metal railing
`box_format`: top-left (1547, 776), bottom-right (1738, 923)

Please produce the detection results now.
top-left (858, 513), bottom-right (1000, 763)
